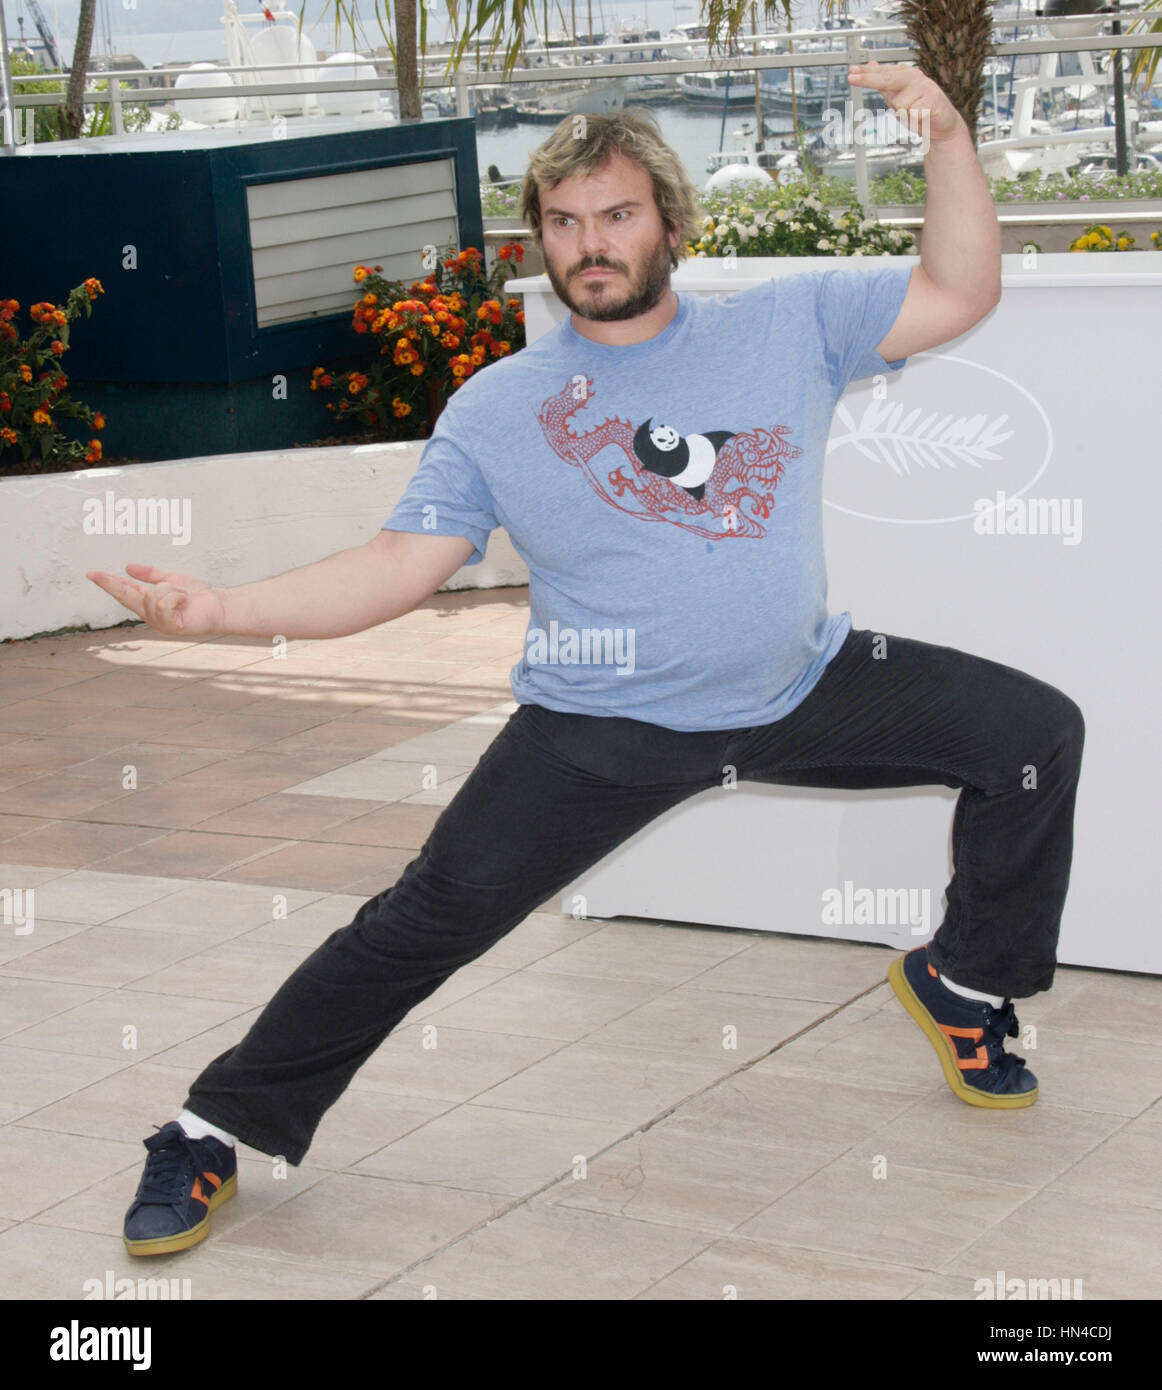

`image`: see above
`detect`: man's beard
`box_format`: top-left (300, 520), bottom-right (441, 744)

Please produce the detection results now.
top-left (545, 233), bottom-right (673, 322)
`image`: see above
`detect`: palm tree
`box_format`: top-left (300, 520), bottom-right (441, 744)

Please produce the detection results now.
top-left (893, 0), bottom-right (994, 145)
top-left (61, 0), bottom-right (97, 138)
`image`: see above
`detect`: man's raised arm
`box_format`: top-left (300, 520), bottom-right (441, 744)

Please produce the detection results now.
top-left (85, 530), bottom-right (477, 641)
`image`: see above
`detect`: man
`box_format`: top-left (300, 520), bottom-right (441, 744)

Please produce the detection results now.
top-left (89, 67), bottom-right (1083, 1258)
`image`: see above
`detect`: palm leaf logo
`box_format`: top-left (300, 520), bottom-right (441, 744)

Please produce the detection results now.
top-left (827, 397), bottom-right (1015, 478)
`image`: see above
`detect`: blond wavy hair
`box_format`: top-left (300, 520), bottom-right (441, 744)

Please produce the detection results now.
top-left (519, 109), bottom-right (703, 269)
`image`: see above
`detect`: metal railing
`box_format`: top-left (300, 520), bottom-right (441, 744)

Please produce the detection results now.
top-left (5, 18), bottom-right (1162, 205)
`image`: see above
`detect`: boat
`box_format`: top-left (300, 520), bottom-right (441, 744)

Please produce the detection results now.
top-left (515, 78), bottom-right (628, 123)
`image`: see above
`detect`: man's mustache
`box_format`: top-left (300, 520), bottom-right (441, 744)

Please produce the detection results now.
top-left (571, 258), bottom-right (625, 276)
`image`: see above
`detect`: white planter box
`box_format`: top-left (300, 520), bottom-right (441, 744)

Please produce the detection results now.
top-left (505, 252), bottom-right (1160, 974)
top-left (0, 442), bottom-right (529, 642)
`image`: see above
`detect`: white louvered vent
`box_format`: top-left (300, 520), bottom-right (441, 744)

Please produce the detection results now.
top-left (246, 158), bottom-right (460, 328)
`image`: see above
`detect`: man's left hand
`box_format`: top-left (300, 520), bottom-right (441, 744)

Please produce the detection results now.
top-left (847, 59), bottom-right (965, 143)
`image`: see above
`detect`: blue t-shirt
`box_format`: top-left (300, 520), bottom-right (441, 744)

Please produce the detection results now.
top-left (381, 261), bottom-right (913, 732)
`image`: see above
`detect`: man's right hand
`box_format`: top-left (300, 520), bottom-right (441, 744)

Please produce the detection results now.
top-left (86, 564), bottom-right (227, 638)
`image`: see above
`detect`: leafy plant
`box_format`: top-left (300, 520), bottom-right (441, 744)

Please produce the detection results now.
top-left (0, 279), bottom-right (106, 472)
top-left (690, 190), bottom-right (915, 257)
top-left (311, 244), bottom-right (527, 437)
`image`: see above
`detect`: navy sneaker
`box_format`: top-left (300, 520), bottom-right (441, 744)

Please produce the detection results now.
top-left (888, 945), bottom-right (1038, 1108)
top-left (123, 1121), bottom-right (238, 1256)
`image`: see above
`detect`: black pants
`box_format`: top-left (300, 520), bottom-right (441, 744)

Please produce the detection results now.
top-left (184, 627), bottom-right (1085, 1164)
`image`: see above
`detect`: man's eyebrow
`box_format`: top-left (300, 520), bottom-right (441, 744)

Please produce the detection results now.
top-left (541, 199), bottom-right (644, 217)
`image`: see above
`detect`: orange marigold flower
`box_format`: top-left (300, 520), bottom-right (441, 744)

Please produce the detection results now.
top-left (353, 266), bottom-right (369, 282)
top-left (52, 310), bottom-right (66, 326)
top-left (391, 397), bottom-right (411, 418)
top-left (515, 310), bottom-right (525, 325)
top-left (506, 298), bottom-right (521, 309)
top-left (0, 426), bottom-right (17, 444)
top-left (362, 292), bottom-right (377, 305)
top-left (512, 245), bottom-right (525, 262)
top-left (19, 364), bottom-right (33, 382)
top-left (410, 362), bottom-right (425, 376)
top-left (85, 439), bottom-right (102, 462)
top-left (50, 339), bottom-right (66, 355)
top-left (33, 407), bottom-right (51, 425)
top-left (84, 277), bottom-right (104, 298)
top-left (476, 305), bottom-right (490, 321)
top-left (440, 332), bottom-right (459, 349)
top-left (93, 411), bottom-right (106, 430)
top-left (470, 349), bottom-right (485, 366)
top-left (495, 340), bottom-right (512, 356)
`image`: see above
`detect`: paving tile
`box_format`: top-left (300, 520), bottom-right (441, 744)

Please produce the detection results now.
top-left (214, 842), bottom-right (414, 893)
top-left (421, 969), bottom-right (663, 1042)
top-left (0, 918), bottom-right (88, 966)
top-left (470, 911), bottom-right (604, 971)
top-left (109, 878), bottom-right (326, 936)
top-left (0, 925), bottom-right (209, 989)
top-left (216, 1172), bottom-right (504, 1278)
top-left (0, 1126), bottom-right (142, 1221)
top-left (292, 1087), bottom-right (454, 1171)
top-left (240, 892), bottom-right (368, 949)
top-left (659, 1071), bottom-right (925, 1156)
top-left (523, 918), bottom-right (753, 987)
top-left (857, 1099), bottom-right (1122, 1187)
top-left (96, 830), bottom-right (290, 879)
top-left (12, 1060), bottom-right (201, 1143)
top-left (121, 939), bottom-right (311, 1004)
top-left (194, 792), bottom-right (383, 839)
top-left (0, 1045), bottom-right (129, 1123)
top-left (1032, 970), bottom-right (1162, 1045)
top-left (537, 1129), bottom-right (836, 1235)
top-left (0, 976), bottom-right (103, 1037)
top-left (736, 1155), bottom-right (1037, 1268)
top-left (351, 1103), bottom-right (629, 1196)
top-left (0, 820), bottom-right (169, 869)
top-left (472, 1041), bottom-right (729, 1123)
top-left (1047, 1118), bottom-right (1162, 1211)
top-left (583, 986), bottom-right (828, 1060)
top-left (382, 1201), bottom-right (712, 1300)
top-left (945, 1189), bottom-right (1162, 1299)
top-left (692, 933), bottom-right (895, 1003)
top-left (18, 869), bottom-right (197, 925)
top-left (0, 1221), bottom-right (382, 1299)
top-left (283, 758), bottom-right (472, 802)
top-left (638, 1236), bottom-right (923, 1299)
top-left (4, 990), bottom-right (249, 1061)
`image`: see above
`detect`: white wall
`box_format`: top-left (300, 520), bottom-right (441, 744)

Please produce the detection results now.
top-left (0, 441), bottom-right (530, 641)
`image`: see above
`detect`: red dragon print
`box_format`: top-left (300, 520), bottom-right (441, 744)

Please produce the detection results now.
top-left (535, 376), bottom-right (801, 540)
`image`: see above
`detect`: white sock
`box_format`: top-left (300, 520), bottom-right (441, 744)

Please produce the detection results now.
top-left (177, 1108), bottom-right (237, 1148)
top-left (940, 974), bottom-right (1005, 1009)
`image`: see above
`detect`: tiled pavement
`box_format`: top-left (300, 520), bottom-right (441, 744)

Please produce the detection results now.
top-left (0, 589), bottom-right (1159, 1300)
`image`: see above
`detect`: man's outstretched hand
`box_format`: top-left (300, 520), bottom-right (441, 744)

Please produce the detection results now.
top-left (86, 564), bottom-right (228, 638)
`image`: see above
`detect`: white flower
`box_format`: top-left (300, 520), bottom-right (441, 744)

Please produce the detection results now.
top-left (775, 208), bottom-right (789, 221)
top-left (852, 248), bottom-right (864, 256)
top-left (790, 220), bottom-right (801, 231)
top-left (817, 238), bottom-right (831, 250)
top-left (859, 218), bottom-right (875, 232)
top-left (763, 222), bottom-right (774, 235)
top-left (702, 215), bottom-right (715, 229)
top-left (837, 233), bottom-right (849, 245)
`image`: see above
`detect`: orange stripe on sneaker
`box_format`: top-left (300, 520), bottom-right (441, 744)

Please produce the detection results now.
top-left (202, 1170), bottom-right (222, 1190)
top-left (938, 1023), bottom-right (989, 1070)
top-left (927, 963), bottom-right (938, 978)
top-left (190, 1177), bottom-right (209, 1207)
